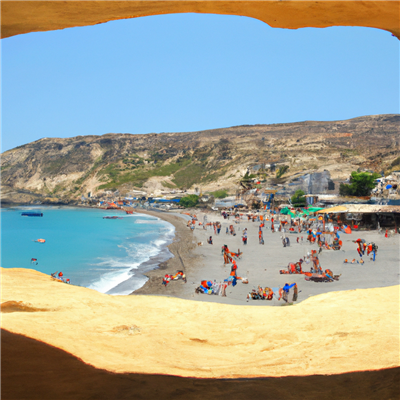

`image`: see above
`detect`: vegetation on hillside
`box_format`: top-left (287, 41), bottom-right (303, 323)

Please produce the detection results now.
top-left (390, 156), bottom-right (400, 168)
top-left (276, 165), bottom-right (289, 179)
top-left (291, 189), bottom-right (306, 207)
top-left (179, 194), bottom-right (199, 208)
top-left (2, 114), bottom-right (398, 201)
top-left (97, 149), bottom-right (233, 191)
top-left (210, 189), bottom-right (229, 199)
top-left (339, 171), bottom-right (380, 196)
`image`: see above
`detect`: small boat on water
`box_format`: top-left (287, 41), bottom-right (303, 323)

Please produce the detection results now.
top-left (125, 210), bottom-right (134, 214)
top-left (35, 239), bottom-right (46, 243)
top-left (21, 212), bottom-right (43, 217)
top-left (103, 216), bottom-right (123, 219)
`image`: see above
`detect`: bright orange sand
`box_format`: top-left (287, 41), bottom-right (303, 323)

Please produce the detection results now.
top-left (1, 267), bottom-right (399, 378)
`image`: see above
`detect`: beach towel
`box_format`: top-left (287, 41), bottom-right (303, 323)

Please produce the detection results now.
top-left (272, 287), bottom-right (280, 299)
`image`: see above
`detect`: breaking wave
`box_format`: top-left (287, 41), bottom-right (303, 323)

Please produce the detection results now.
top-left (87, 220), bottom-right (175, 295)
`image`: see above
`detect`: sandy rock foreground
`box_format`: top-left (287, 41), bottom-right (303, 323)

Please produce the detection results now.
top-left (1, 267), bottom-right (399, 378)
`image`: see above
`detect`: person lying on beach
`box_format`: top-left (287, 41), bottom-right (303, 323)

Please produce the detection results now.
top-left (263, 287), bottom-right (273, 300)
top-left (247, 290), bottom-right (262, 300)
top-left (324, 269), bottom-right (334, 281)
top-left (199, 280), bottom-right (214, 294)
top-left (163, 271), bottom-right (186, 286)
top-left (249, 286), bottom-right (273, 300)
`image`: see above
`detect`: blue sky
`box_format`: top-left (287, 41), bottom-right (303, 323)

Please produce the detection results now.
top-left (2, 13), bottom-right (399, 152)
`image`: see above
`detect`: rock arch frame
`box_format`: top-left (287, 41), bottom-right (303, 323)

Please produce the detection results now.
top-left (1, 1), bottom-right (399, 39)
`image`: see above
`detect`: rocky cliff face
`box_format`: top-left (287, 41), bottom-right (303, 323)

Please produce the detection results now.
top-left (1, 114), bottom-right (399, 204)
top-left (2, 1), bottom-right (399, 39)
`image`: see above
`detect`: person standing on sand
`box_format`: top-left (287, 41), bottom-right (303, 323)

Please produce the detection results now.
top-left (259, 230), bottom-right (264, 244)
top-left (231, 260), bottom-right (238, 277)
top-left (242, 229), bottom-right (248, 245)
top-left (367, 242), bottom-right (378, 261)
top-left (282, 282), bottom-right (296, 302)
top-left (292, 283), bottom-right (298, 302)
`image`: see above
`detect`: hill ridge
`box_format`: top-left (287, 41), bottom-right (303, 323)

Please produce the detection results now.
top-left (1, 114), bottom-right (399, 204)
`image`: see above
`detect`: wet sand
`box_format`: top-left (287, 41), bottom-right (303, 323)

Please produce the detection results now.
top-left (129, 209), bottom-right (199, 298)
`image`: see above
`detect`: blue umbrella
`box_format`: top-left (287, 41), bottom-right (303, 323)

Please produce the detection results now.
top-left (386, 184), bottom-right (393, 189)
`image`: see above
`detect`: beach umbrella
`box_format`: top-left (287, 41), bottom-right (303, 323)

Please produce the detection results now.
top-left (386, 184), bottom-right (393, 189)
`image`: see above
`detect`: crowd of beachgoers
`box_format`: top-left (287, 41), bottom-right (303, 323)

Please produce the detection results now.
top-left (149, 208), bottom-right (397, 306)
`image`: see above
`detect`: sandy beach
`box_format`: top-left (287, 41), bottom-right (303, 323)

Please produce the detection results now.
top-left (133, 209), bottom-right (400, 306)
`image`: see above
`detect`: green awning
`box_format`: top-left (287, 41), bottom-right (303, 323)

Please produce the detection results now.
top-left (307, 207), bottom-right (325, 213)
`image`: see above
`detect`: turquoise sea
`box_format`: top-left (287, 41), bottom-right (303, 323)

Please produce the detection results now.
top-left (1, 207), bottom-right (175, 295)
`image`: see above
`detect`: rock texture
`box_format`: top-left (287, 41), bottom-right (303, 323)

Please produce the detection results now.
top-left (1, 1), bottom-right (399, 39)
top-left (1, 329), bottom-right (399, 400)
top-left (1, 114), bottom-right (399, 204)
top-left (1, 267), bottom-right (399, 378)
top-left (0, 268), bottom-right (399, 378)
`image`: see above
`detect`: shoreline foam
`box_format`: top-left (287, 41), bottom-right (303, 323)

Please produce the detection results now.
top-left (1, 206), bottom-right (177, 296)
